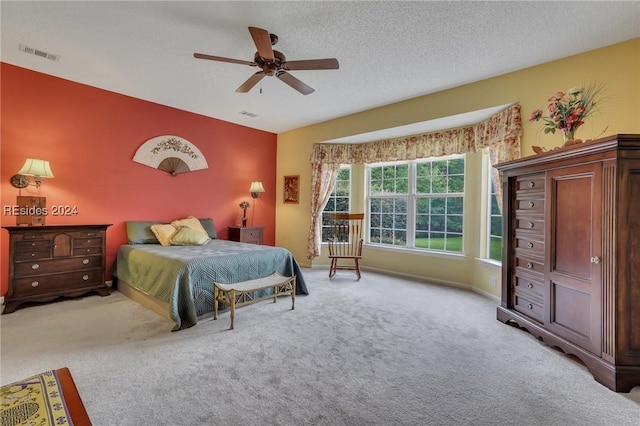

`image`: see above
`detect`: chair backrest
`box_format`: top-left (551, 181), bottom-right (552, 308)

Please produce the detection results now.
top-left (328, 213), bottom-right (364, 258)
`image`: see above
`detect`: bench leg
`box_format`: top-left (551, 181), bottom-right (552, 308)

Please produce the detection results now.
top-left (213, 285), bottom-right (219, 320)
top-left (229, 289), bottom-right (235, 330)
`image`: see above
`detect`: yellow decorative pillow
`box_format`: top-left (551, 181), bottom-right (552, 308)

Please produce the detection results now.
top-left (170, 226), bottom-right (211, 246)
top-left (150, 224), bottom-right (178, 247)
top-left (171, 216), bottom-right (208, 236)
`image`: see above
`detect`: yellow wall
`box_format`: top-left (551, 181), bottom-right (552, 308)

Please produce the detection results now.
top-left (276, 38), bottom-right (640, 297)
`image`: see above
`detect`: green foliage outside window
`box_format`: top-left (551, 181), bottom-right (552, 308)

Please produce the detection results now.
top-left (368, 157), bottom-right (465, 252)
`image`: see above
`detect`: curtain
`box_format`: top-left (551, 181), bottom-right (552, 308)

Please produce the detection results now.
top-left (306, 104), bottom-right (522, 259)
top-left (306, 162), bottom-right (341, 259)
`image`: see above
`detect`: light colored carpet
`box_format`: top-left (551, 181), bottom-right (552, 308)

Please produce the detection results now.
top-left (1, 268), bottom-right (639, 425)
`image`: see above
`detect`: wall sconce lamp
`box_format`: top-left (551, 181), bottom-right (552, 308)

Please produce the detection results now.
top-left (250, 181), bottom-right (265, 198)
top-left (10, 158), bottom-right (55, 189)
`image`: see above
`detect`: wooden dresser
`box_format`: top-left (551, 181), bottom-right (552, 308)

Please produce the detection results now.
top-left (228, 226), bottom-right (263, 245)
top-left (2, 224), bottom-right (111, 314)
top-left (496, 134), bottom-right (640, 392)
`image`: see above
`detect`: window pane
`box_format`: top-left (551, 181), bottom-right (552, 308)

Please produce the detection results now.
top-left (431, 198), bottom-right (446, 214)
top-left (322, 166), bottom-right (351, 242)
top-left (447, 197), bottom-right (463, 215)
top-left (448, 175), bottom-right (464, 192)
top-left (488, 164), bottom-right (503, 261)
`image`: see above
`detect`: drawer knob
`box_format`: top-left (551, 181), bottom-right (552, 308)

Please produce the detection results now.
top-left (31, 242), bottom-right (36, 246)
top-left (31, 253), bottom-right (36, 257)
top-left (528, 222), bottom-right (534, 229)
top-left (527, 303), bottom-right (533, 310)
top-left (527, 262), bottom-right (533, 269)
top-left (528, 181), bottom-right (535, 188)
top-left (31, 263), bottom-right (40, 270)
top-left (527, 242), bottom-right (534, 249)
top-left (82, 275), bottom-right (89, 281)
top-left (86, 249), bottom-right (91, 253)
top-left (591, 256), bottom-right (601, 264)
top-left (528, 201), bottom-right (534, 208)
top-left (83, 258), bottom-right (90, 265)
top-left (527, 282), bottom-right (533, 289)
top-left (31, 281), bottom-right (39, 288)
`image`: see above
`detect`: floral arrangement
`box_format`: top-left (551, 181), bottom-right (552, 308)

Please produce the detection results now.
top-left (529, 83), bottom-right (604, 144)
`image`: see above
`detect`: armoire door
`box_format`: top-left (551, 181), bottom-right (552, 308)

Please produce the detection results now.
top-left (545, 162), bottom-right (602, 355)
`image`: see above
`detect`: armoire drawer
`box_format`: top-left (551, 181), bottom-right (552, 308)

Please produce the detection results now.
top-left (513, 293), bottom-right (544, 323)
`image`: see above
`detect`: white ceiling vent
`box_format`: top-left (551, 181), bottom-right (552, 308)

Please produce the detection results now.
top-left (239, 111), bottom-right (258, 118)
top-left (19, 44), bottom-right (59, 61)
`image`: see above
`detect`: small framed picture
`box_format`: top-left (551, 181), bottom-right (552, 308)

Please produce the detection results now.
top-left (283, 175), bottom-right (300, 204)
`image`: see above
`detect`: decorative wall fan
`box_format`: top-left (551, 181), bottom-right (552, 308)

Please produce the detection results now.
top-left (133, 135), bottom-right (208, 176)
top-left (194, 26), bottom-right (339, 95)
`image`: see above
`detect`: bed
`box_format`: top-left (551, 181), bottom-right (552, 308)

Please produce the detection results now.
top-left (113, 218), bottom-right (308, 330)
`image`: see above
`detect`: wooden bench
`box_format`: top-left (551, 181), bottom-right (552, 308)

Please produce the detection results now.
top-left (213, 272), bottom-right (296, 329)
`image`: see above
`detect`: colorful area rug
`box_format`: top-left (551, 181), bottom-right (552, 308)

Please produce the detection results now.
top-left (0, 368), bottom-right (91, 426)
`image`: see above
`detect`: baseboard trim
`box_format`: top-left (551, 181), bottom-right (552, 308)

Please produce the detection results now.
top-left (312, 264), bottom-right (500, 303)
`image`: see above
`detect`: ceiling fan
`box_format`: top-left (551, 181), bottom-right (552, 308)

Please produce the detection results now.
top-left (194, 26), bottom-right (339, 95)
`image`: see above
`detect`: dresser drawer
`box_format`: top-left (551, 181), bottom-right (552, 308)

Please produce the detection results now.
top-left (14, 250), bottom-right (52, 261)
top-left (15, 240), bottom-right (52, 252)
top-left (73, 246), bottom-right (103, 256)
top-left (14, 256), bottom-right (103, 277)
top-left (73, 237), bottom-right (103, 248)
top-left (77, 230), bottom-right (103, 238)
top-left (228, 226), bottom-right (263, 245)
top-left (242, 229), bottom-right (261, 244)
top-left (513, 293), bottom-right (544, 323)
top-left (12, 269), bottom-right (104, 297)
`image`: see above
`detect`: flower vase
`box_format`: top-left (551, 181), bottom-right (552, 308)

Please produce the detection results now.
top-left (562, 129), bottom-right (575, 144)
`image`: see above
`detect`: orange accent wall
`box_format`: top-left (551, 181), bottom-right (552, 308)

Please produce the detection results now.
top-left (1, 63), bottom-right (277, 295)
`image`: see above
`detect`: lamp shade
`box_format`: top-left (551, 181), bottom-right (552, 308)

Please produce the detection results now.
top-left (249, 181), bottom-right (265, 194)
top-left (17, 159), bottom-right (54, 178)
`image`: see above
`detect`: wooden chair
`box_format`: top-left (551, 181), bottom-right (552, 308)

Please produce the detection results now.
top-left (328, 213), bottom-right (364, 280)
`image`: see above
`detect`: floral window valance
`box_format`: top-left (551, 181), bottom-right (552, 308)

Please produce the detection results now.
top-left (310, 103), bottom-right (522, 165)
top-left (306, 104), bottom-right (522, 260)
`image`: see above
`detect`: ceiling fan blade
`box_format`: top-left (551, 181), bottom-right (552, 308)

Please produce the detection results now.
top-left (194, 53), bottom-right (256, 66)
top-left (276, 71), bottom-right (314, 95)
top-left (283, 58), bottom-right (339, 71)
top-left (236, 71), bottom-right (266, 93)
top-left (248, 26), bottom-right (274, 61)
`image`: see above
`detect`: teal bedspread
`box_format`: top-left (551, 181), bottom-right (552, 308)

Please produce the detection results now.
top-left (115, 240), bottom-right (308, 330)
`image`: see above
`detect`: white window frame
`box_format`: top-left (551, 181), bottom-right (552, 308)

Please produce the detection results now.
top-left (366, 155), bottom-right (465, 253)
top-left (486, 155), bottom-right (503, 263)
top-left (321, 165), bottom-right (351, 243)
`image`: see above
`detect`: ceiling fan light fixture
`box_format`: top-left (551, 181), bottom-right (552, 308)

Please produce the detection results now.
top-left (194, 26), bottom-right (338, 95)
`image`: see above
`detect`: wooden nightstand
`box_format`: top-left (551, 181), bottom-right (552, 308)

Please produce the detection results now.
top-left (228, 226), bottom-right (263, 245)
top-left (2, 224), bottom-right (111, 314)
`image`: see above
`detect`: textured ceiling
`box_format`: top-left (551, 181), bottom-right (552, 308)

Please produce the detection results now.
top-left (2, 1), bottom-right (639, 136)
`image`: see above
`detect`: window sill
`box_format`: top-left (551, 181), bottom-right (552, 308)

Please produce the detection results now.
top-left (475, 257), bottom-right (502, 269)
top-left (364, 243), bottom-right (466, 261)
